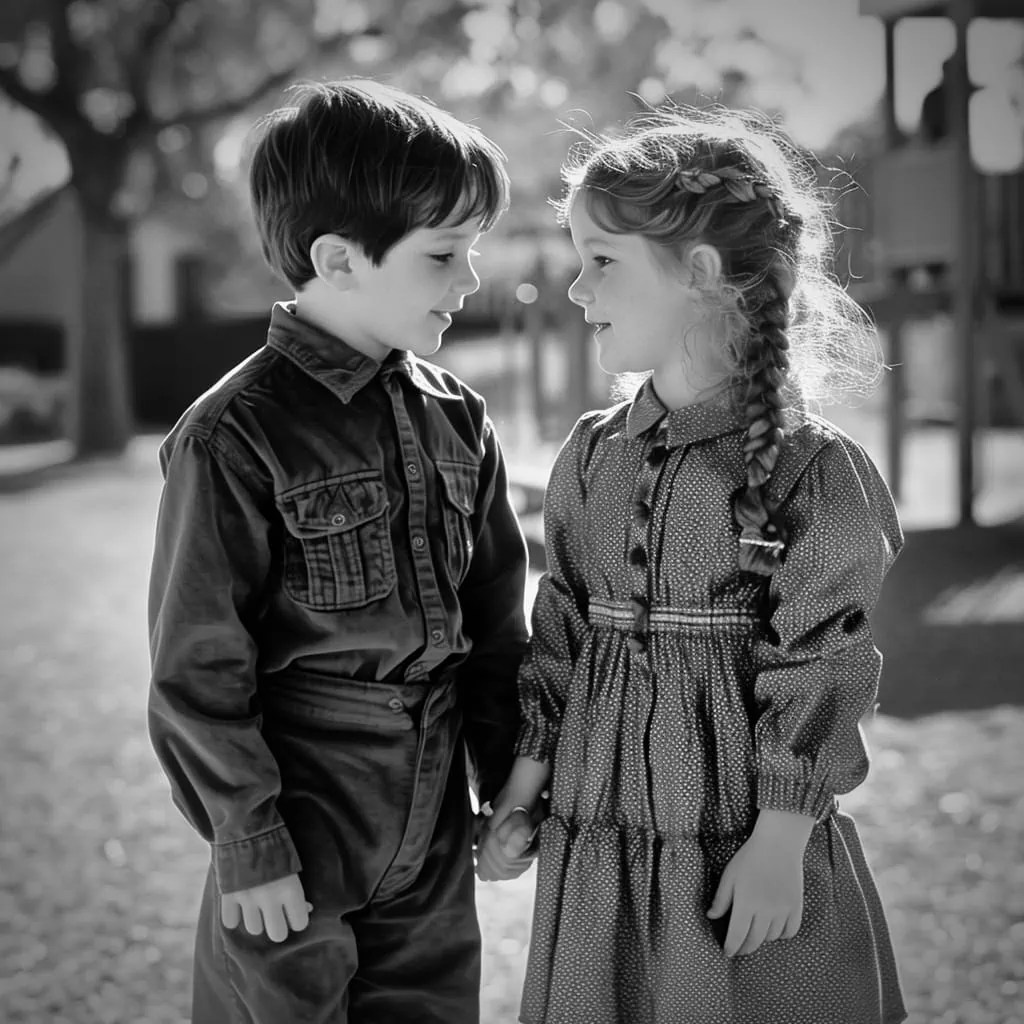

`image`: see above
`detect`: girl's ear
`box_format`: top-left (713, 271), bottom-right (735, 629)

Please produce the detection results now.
top-left (687, 243), bottom-right (723, 290)
top-left (309, 233), bottom-right (356, 291)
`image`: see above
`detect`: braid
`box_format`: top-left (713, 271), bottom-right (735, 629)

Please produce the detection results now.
top-left (734, 277), bottom-right (791, 576)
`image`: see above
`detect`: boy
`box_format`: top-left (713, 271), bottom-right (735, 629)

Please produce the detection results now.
top-left (147, 79), bottom-right (531, 1023)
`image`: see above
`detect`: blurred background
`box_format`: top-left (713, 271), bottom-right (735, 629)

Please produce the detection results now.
top-left (0, 1), bottom-right (1022, 1022)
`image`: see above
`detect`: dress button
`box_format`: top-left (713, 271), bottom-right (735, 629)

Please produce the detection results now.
top-left (431, 628), bottom-right (445, 644)
top-left (647, 445), bottom-right (668, 468)
top-left (627, 634), bottom-right (646, 655)
top-left (634, 501), bottom-right (650, 523)
top-left (413, 536), bottom-right (426, 550)
top-left (629, 596), bottom-right (648, 617)
top-left (628, 546), bottom-right (647, 569)
top-left (388, 697), bottom-right (404, 712)
top-left (331, 513), bottom-right (346, 526)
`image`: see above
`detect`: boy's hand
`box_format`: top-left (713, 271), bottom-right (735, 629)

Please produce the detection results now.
top-left (220, 873), bottom-right (312, 943)
top-left (707, 811), bottom-right (811, 958)
top-left (475, 807), bottom-right (536, 882)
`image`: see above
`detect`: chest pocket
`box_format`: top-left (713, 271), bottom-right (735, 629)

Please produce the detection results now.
top-left (277, 471), bottom-right (396, 611)
top-left (435, 459), bottom-right (478, 586)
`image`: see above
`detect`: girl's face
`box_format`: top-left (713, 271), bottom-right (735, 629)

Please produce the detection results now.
top-left (567, 196), bottom-right (712, 387)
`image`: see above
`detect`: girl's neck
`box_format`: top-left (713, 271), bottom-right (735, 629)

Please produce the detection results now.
top-left (650, 367), bottom-right (730, 412)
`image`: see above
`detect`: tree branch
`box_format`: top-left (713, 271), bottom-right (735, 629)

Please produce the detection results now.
top-left (144, 33), bottom-right (350, 136)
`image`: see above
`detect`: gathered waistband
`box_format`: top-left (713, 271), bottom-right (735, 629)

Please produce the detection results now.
top-left (587, 597), bottom-right (759, 633)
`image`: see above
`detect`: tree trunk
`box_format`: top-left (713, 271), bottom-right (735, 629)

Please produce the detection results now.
top-left (67, 207), bottom-right (133, 457)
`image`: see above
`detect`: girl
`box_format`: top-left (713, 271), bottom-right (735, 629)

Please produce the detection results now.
top-left (478, 107), bottom-right (907, 1023)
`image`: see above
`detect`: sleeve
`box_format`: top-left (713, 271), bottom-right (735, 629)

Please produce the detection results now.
top-left (753, 437), bottom-right (905, 820)
top-left (514, 418), bottom-right (592, 764)
top-left (147, 431), bottom-right (302, 893)
top-left (456, 417), bottom-right (531, 804)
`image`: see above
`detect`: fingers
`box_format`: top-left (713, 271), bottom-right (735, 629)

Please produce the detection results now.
top-left (241, 899), bottom-right (264, 936)
top-left (281, 888), bottom-right (312, 937)
top-left (706, 868), bottom-right (734, 920)
top-left (734, 915), bottom-right (771, 958)
top-left (782, 911), bottom-right (802, 940)
top-left (220, 894), bottom-right (241, 930)
top-left (764, 917), bottom-right (787, 945)
top-left (220, 876), bottom-right (313, 942)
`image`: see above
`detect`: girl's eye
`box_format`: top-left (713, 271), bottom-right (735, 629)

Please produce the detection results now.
top-left (430, 254), bottom-right (454, 265)
top-left (593, 256), bottom-right (613, 267)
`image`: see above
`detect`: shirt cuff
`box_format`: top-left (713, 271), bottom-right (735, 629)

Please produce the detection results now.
top-left (212, 825), bottom-right (303, 894)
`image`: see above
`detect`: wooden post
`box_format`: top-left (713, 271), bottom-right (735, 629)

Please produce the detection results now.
top-left (882, 19), bottom-right (899, 146)
top-left (886, 316), bottom-right (905, 501)
top-left (949, 0), bottom-right (978, 525)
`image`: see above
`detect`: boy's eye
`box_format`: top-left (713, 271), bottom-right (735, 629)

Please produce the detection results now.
top-left (593, 256), bottom-right (613, 267)
top-left (430, 253), bottom-right (454, 265)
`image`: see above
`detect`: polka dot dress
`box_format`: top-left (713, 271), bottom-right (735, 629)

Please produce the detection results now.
top-left (515, 379), bottom-right (907, 1024)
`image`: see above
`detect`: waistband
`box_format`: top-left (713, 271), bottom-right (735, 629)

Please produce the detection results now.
top-left (257, 666), bottom-right (459, 729)
top-left (588, 597), bottom-right (759, 633)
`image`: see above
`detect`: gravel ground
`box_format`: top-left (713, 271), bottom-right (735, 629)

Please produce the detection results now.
top-left (1, 449), bottom-right (1022, 1024)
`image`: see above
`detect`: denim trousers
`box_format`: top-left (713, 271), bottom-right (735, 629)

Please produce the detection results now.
top-left (191, 669), bottom-right (481, 1023)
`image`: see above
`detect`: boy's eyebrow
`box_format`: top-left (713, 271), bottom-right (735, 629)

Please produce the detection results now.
top-left (427, 227), bottom-right (482, 242)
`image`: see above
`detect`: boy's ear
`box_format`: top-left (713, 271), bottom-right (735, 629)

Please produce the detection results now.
top-left (309, 233), bottom-right (357, 290)
top-left (686, 243), bottom-right (723, 289)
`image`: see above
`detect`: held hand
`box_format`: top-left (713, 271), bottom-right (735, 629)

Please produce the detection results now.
top-left (220, 873), bottom-right (312, 943)
top-left (475, 807), bottom-right (536, 882)
top-left (707, 831), bottom-right (805, 958)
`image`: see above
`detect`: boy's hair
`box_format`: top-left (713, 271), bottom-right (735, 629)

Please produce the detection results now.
top-left (249, 79), bottom-right (510, 289)
top-left (553, 106), bottom-right (881, 577)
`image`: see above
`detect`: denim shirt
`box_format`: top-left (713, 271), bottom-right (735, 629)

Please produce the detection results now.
top-left (148, 302), bottom-right (529, 892)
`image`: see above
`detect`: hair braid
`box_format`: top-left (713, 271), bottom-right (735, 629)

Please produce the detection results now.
top-left (735, 276), bottom-right (792, 576)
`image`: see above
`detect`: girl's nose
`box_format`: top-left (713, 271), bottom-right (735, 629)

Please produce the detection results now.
top-left (567, 271), bottom-right (590, 307)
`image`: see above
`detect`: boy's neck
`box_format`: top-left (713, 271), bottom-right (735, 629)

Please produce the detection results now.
top-left (293, 291), bottom-right (393, 363)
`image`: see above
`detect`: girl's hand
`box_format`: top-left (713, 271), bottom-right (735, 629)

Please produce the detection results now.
top-left (475, 808), bottom-right (536, 882)
top-left (707, 809), bottom-right (813, 958)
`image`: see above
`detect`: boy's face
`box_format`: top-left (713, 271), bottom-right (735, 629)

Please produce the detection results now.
top-left (347, 216), bottom-right (484, 360)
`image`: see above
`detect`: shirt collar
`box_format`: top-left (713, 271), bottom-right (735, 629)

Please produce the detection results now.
top-left (625, 376), bottom-right (746, 448)
top-left (265, 301), bottom-right (458, 404)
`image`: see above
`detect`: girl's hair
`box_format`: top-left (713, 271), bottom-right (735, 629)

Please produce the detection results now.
top-left (553, 106), bottom-right (881, 577)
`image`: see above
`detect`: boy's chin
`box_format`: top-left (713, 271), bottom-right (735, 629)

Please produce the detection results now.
top-left (404, 332), bottom-right (445, 357)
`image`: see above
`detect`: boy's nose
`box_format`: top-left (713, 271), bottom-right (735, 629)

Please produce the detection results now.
top-left (456, 264), bottom-right (481, 297)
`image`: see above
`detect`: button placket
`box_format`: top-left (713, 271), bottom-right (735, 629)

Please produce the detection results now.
top-left (627, 426), bottom-right (669, 657)
top-left (386, 378), bottom-right (449, 661)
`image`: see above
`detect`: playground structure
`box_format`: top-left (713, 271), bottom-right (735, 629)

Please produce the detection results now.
top-left (853, 0), bottom-right (1024, 523)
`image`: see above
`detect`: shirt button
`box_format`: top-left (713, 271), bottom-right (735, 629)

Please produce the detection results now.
top-left (629, 545), bottom-right (647, 569)
top-left (388, 697), bottom-right (404, 712)
top-left (634, 501), bottom-right (650, 523)
top-left (431, 628), bottom-right (445, 644)
top-left (413, 536), bottom-right (426, 550)
top-left (407, 463), bottom-right (419, 476)
top-left (331, 513), bottom-right (346, 526)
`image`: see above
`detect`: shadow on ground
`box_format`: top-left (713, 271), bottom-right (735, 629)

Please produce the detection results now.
top-left (873, 523), bottom-right (1024, 717)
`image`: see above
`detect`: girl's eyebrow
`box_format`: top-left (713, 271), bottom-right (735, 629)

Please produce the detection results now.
top-left (578, 235), bottom-right (622, 249)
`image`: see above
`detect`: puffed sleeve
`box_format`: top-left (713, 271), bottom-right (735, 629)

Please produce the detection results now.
top-left (514, 416), bottom-right (593, 763)
top-left (753, 434), bottom-right (904, 820)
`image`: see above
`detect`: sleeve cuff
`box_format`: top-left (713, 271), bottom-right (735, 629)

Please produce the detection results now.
top-left (514, 720), bottom-right (558, 765)
top-left (213, 825), bottom-right (302, 894)
top-left (756, 773), bottom-right (835, 821)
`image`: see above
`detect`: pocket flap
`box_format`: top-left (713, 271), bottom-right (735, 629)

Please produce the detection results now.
top-left (436, 460), bottom-right (477, 517)
top-left (278, 472), bottom-right (388, 539)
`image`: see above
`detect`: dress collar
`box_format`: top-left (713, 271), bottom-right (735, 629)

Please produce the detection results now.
top-left (625, 376), bottom-right (746, 448)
